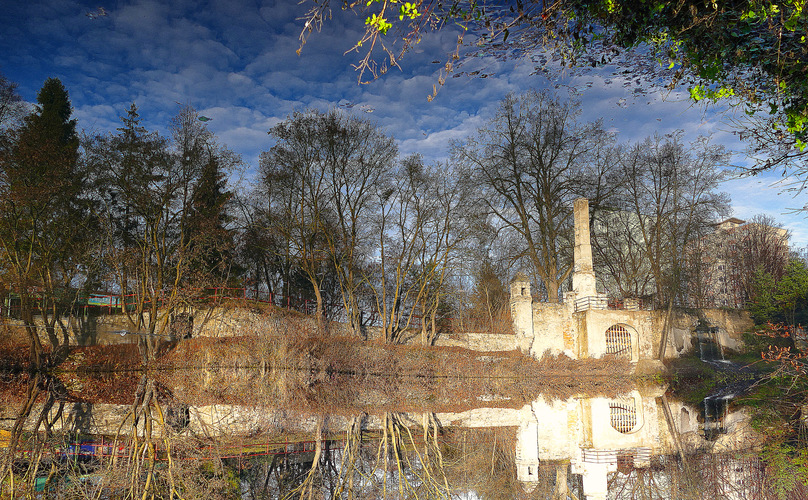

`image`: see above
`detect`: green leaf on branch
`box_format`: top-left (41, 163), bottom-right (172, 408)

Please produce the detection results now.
top-left (399, 2), bottom-right (421, 20)
top-left (365, 13), bottom-right (392, 35)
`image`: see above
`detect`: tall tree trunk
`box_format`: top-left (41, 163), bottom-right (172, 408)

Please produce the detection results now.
top-left (657, 298), bottom-right (675, 361)
top-left (20, 295), bottom-right (44, 367)
top-left (313, 284), bottom-right (326, 335)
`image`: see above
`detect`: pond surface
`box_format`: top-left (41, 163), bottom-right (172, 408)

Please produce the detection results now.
top-left (0, 370), bottom-right (776, 499)
top-left (1, 354), bottom-right (777, 500)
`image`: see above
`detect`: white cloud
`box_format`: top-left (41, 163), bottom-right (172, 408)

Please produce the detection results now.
top-left (4, 0), bottom-right (806, 247)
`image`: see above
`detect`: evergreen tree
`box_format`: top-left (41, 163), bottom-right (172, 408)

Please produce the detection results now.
top-left (93, 103), bottom-right (179, 346)
top-left (0, 78), bottom-right (91, 364)
top-left (186, 151), bottom-right (235, 285)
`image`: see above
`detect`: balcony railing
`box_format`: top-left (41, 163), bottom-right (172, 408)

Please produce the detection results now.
top-left (574, 294), bottom-right (608, 312)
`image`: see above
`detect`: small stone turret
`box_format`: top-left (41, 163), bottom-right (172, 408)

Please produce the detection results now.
top-left (515, 414), bottom-right (540, 486)
top-left (510, 275), bottom-right (531, 301)
top-left (510, 273), bottom-right (534, 353)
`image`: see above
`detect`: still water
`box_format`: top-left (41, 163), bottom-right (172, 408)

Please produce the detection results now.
top-left (0, 359), bottom-right (774, 499)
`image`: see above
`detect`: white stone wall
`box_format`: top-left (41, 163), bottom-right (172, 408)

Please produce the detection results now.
top-left (508, 288), bottom-right (752, 361)
top-left (588, 392), bottom-right (662, 451)
top-left (578, 309), bottom-right (655, 360)
top-left (434, 332), bottom-right (516, 351)
top-left (529, 302), bottom-right (575, 358)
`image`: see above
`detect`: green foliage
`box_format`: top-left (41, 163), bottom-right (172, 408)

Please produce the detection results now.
top-left (667, 355), bottom-right (722, 405)
top-left (399, 2), bottom-right (420, 20)
top-left (689, 85), bottom-right (735, 102)
top-left (773, 259), bottom-right (808, 326)
top-left (748, 259), bottom-right (808, 325)
top-left (748, 267), bottom-right (779, 324)
top-left (761, 443), bottom-right (808, 499)
top-left (578, 0), bottom-right (808, 144)
top-left (741, 329), bottom-right (792, 357)
top-left (365, 13), bottom-right (392, 35)
top-left (186, 152), bottom-right (236, 282)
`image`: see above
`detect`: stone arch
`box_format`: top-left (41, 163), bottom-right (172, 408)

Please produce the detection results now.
top-left (605, 323), bottom-right (638, 361)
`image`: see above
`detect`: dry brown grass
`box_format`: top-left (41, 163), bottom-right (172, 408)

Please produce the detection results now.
top-left (450, 304), bottom-right (515, 334)
top-left (8, 330), bottom-right (638, 416)
top-left (141, 335), bottom-right (636, 416)
top-left (2, 305), bottom-right (639, 416)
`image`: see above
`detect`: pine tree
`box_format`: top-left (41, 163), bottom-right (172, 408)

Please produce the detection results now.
top-left (186, 151), bottom-right (234, 285)
top-left (0, 78), bottom-right (89, 364)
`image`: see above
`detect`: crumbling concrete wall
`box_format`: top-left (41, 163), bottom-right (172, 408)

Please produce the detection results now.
top-left (508, 289), bottom-right (753, 361)
top-left (532, 302), bottom-right (575, 358)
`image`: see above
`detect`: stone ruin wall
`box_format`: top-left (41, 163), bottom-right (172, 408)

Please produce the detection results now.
top-left (3, 304), bottom-right (517, 352)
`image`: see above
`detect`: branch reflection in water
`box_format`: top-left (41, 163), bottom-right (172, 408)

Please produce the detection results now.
top-left (1, 363), bottom-right (783, 499)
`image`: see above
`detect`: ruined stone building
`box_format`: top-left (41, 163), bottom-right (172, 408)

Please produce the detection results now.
top-left (510, 199), bottom-right (750, 363)
top-left (513, 390), bottom-right (756, 500)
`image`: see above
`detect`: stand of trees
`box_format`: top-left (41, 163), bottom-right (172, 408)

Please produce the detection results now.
top-left (0, 78), bottom-right (92, 365)
top-left (1, 77), bottom-right (774, 355)
top-left (452, 90), bottom-right (620, 302)
top-left (0, 78), bottom-right (240, 362)
top-left (250, 110), bottom-right (476, 343)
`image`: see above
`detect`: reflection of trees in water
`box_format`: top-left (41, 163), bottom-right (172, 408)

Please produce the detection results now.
top-left (0, 372), bottom-right (75, 495)
top-left (0, 373), bottom-right (238, 498)
top-left (5, 387), bottom-right (807, 498)
top-left (608, 452), bottom-right (787, 500)
top-left (240, 417), bottom-right (574, 499)
top-left (240, 412), bottom-right (453, 499)
top-left (240, 413), bottom-right (451, 499)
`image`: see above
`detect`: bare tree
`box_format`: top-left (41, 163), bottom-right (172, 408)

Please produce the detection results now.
top-left (369, 156), bottom-right (475, 343)
top-left (591, 206), bottom-right (656, 300)
top-left (412, 162), bottom-right (476, 345)
top-left (234, 186), bottom-right (288, 301)
top-left (613, 133), bottom-right (729, 359)
top-left (723, 215), bottom-right (789, 308)
top-left (0, 73), bottom-right (26, 129)
top-left (453, 90), bottom-right (619, 302)
top-left (617, 133), bottom-right (731, 307)
top-left (263, 109), bottom-right (397, 335)
top-left (371, 155), bottom-right (433, 343)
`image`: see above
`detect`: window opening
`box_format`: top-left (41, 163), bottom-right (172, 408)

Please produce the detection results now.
top-left (606, 324), bottom-right (632, 359)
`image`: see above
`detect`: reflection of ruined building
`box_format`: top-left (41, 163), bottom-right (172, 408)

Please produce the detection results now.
top-left (514, 392), bottom-right (757, 500)
top-left (511, 199), bottom-right (750, 362)
top-left (0, 391), bottom-right (761, 500)
top-left (515, 392), bottom-right (658, 500)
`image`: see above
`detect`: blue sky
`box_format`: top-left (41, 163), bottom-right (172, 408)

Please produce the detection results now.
top-left (1, 0), bottom-right (805, 247)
